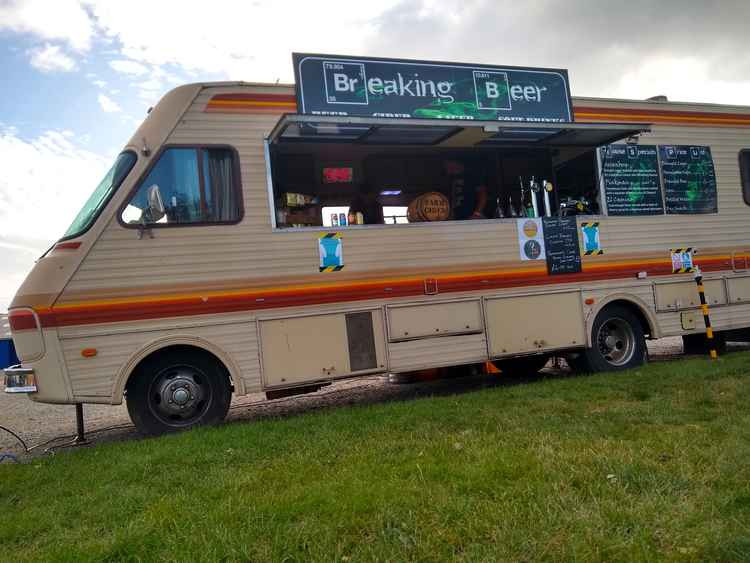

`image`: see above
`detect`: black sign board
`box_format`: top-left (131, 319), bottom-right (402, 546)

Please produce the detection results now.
top-left (543, 216), bottom-right (581, 275)
top-left (599, 145), bottom-right (663, 215)
top-left (659, 145), bottom-right (718, 214)
top-left (293, 53), bottom-right (573, 123)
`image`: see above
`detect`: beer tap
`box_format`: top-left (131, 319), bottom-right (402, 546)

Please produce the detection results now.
top-left (543, 180), bottom-right (553, 217)
top-left (530, 176), bottom-right (540, 218)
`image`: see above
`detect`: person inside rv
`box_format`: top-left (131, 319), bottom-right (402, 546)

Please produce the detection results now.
top-left (443, 159), bottom-right (489, 220)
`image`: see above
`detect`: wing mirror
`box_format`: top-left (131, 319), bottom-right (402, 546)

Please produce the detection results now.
top-left (146, 184), bottom-right (165, 222)
top-left (137, 184), bottom-right (165, 239)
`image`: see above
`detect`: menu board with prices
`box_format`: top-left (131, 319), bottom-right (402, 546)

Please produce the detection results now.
top-left (659, 145), bottom-right (717, 214)
top-left (599, 145), bottom-right (663, 216)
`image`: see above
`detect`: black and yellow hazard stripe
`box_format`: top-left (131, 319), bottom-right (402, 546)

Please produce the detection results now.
top-left (694, 271), bottom-right (718, 359)
top-left (580, 222), bottom-right (604, 255)
top-left (670, 247), bottom-right (694, 273)
top-left (319, 232), bottom-right (344, 272)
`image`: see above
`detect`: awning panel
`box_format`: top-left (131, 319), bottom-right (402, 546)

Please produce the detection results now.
top-left (268, 114), bottom-right (650, 148)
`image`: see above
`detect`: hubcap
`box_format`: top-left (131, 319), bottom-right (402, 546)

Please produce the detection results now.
top-left (596, 317), bottom-right (636, 366)
top-left (148, 365), bottom-right (211, 427)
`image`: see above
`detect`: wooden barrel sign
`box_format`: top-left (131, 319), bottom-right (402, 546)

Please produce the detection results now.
top-left (418, 192), bottom-right (450, 221)
top-left (407, 199), bottom-right (421, 222)
top-left (409, 192), bottom-right (450, 222)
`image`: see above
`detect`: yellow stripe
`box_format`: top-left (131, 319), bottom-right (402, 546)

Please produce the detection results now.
top-left (706, 327), bottom-right (714, 338)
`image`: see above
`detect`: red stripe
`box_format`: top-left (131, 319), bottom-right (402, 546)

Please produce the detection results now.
top-left (574, 106), bottom-right (750, 121)
top-left (36, 257), bottom-right (731, 329)
top-left (208, 93), bottom-right (296, 103)
top-left (9, 309), bottom-right (38, 331)
top-left (54, 242), bottom-right (81, 250)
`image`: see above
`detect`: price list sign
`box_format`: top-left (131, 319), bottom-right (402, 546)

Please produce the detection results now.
top-left (599, 145), bottom-right (663, 216)
top-left (659, 145), bottom-right (718, 214)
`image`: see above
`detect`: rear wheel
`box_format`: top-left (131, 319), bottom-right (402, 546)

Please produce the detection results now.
top-left (126, 349), bottom-right (232, 436)
top-left (581, 305), bottom-right (646, 372)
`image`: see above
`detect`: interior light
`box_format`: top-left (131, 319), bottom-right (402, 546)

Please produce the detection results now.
top-left (380, 190), bottom-right (402, 196)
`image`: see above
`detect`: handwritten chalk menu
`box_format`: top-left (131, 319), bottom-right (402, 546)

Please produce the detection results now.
top-left (659, 145), bottom-right (717, 214)
top-left (542, 216), bottom-right (581, 275)
top-left (599, 145), bottom-right (663, 215)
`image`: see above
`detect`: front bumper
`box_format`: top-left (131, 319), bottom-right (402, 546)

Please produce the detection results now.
top-left (3, 364), bottom-right (37, 393)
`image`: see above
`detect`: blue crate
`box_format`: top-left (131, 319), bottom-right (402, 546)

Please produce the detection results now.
top-left (0, 339), bottom-right (19, 369)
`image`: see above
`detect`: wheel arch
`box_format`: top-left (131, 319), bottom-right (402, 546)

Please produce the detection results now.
top-left (585, 293), bottom-right (659, 347)
top-left (111, 335), bottom-right (244, 404)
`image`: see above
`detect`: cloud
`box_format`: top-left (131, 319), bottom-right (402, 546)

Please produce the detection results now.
top-left (92, 79), bottom-right (107, 88)
top-left (108, 59), bottom-right (149, 76)
top-left (85, 1), bottom-right (401, 81)
top-left (27, 44), bottom-right (77, 72)
top-left (0, 128), bottom-right (112, 308)
top-left (97, 93), bottom-right (122, 113)
top-left (0, 128), bottom-right (110, 242)
top-left (0, 0), bottom-right (94, 51)
top-left (365, 0), bottom-right (750, 104)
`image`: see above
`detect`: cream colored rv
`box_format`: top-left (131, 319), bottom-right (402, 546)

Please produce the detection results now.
top-left (5, 55), bottom-right (750, 434)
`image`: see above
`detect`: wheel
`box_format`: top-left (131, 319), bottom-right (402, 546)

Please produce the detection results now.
top-left (582, 305), bottom-right (646, 371)
top-left (126, 350), bottom-right (232, 435)
top-left (492, 354), bottom-right (549, 377)
top-left (682, 332), bottom-right (727, 355)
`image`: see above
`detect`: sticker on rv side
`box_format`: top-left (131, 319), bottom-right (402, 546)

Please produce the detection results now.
top-left (517, 218), bottom-right (545, 261)
top-left (580, 222), bottom-right (603, 255)
top-left (319, 233), bottom-right (344, 272)
top-left (670, 247), bottom-right (694, 273)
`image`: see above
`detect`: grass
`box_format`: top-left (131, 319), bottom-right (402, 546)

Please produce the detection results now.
top-left (2, 353), bottom-right (750, 562)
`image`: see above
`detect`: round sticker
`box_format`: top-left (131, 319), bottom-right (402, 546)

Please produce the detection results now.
top-left (524, 239), bottom-right (542, 260)
top-left (522, 220), bottom-right (538, 238)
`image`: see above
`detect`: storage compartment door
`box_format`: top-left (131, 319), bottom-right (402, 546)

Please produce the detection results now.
top-left (727, 276), bottom-right (750, 304)
top-left (654, 280), bottom-right (726, 311)
top-left (485, 292), bottom-right (585, 357)
top-left (387, 300), bottom-right (483, 341)
top-left (259, 310), bottom-right (385, 388)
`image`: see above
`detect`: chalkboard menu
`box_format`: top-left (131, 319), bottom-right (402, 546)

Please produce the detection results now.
top-left (599, 145), bottom-right (663, 215)
top-left (542, 216), bottom-right (581, 275)
top-left (659, 145), bottom-right (717, 214)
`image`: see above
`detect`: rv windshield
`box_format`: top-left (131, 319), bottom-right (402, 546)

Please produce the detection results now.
top-left (61, 151), bottom-right (137, 240)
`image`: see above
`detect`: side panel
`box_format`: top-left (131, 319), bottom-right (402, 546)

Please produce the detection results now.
top-left (60, 320), bottom-right (259, 400)
top-left (485, 291), bottom-right (585, 357)
top-left (259, 309), bottom-right (386, 387)
top-left (654, 279), bottom-right (727, 311)
top-left (388, 333), bottom-right (488, 372)
top-left (387, 299), bottom-right (483, 341)
top-left (727, 276), bottom-right (750, 304)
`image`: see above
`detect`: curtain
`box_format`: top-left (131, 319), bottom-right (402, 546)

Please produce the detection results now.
top-left (206, 149), bottom-right (237, 221)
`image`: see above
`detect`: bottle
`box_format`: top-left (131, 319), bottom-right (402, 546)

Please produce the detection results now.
top-left (348, 211), bottom-right (356, 225)
top-left (495, 196), bottom-right (505, 218)
top-left (355, 211), bottom-right (364, 225)
top-left (508, 195), bottom-right (518, 218)
top-left (339, 212), bottom-right (347, 226)
top-left (331, 213), bottom-right (339, 226)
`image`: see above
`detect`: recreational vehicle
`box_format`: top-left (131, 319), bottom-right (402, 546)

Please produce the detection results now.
top-left (5, 54), bottom-right (750, 435)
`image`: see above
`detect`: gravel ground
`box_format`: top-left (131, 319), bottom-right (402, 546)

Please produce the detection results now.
top-left (1, 336), bottom-right (745, 460)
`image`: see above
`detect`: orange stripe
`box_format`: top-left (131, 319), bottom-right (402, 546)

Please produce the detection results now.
top-left (31, 254), bottom-right (737, 329)
top-left (574, 106), bottom-right (750, 127)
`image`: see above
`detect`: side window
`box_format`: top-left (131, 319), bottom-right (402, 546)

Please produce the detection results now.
top-left (740, 150), bottom-right (750, 206)
top-left (122, 147), bottom-right (241, 226)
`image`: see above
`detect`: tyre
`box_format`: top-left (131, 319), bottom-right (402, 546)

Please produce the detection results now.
top-left (492, 354), bottom-right (549, 377)
top-left (582, 305), bottom-right (646, 372)
top-left (126, 349), bottom-right (232, 436)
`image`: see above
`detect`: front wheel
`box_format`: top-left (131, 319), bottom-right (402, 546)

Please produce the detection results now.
top-left (126, 350), bottom-right (232, 435)
top-left (581, 305), bottom-right (647, 372)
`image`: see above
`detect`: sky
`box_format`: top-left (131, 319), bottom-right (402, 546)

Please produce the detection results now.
top-left (0, 0), bottom-right (749, 310)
